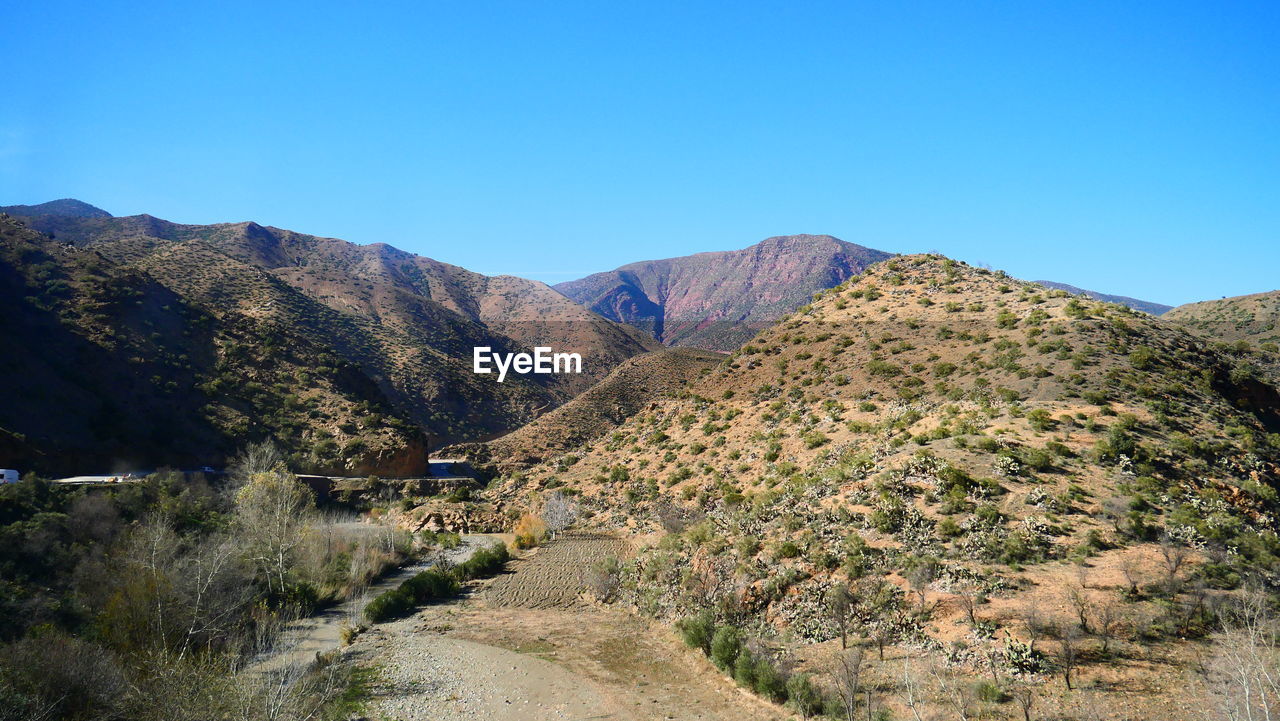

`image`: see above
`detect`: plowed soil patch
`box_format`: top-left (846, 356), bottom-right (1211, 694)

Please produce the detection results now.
top-left (486, 533), bottom-right (628, 608)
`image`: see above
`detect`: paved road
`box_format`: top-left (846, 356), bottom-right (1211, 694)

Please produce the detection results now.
top-left (53, 475), bottom-right (143, 485)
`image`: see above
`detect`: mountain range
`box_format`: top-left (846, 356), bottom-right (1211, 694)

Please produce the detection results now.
top-left (0, 200), bottom-right (658, 474)
top-left (3, 198), bottom-right (1272, 480)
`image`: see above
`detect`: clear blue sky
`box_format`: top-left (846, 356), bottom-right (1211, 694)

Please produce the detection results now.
top-left (2, 1), bottom-right (1277, 306)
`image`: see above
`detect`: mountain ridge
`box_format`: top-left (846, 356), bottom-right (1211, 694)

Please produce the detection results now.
top-left (1032, 280), bottom-right (1172, 315)
top-left (555, 234), bottom-right (894, 350)
top-left (2, 202), bottom-right (660, 468)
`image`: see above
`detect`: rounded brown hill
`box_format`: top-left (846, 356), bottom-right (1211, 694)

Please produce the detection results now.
top-left (495, 254), bottom-right (1280, 719)
top-left (453, 348), bottom-right (721, 473)
top-left (1165, 290), bottom-right (1280, 346)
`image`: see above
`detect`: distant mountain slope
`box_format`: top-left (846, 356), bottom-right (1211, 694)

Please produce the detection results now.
top-left (6, 200), bottom-right (659, 457)
top-left (1164, 290), bottom-right (1280, 346)
top-left (555, 235), bottom-right (893, 350)
top-left (0, 199), bottom-right (112, 218)
top-left (1033, 280), bottom-right (1171, 315)
top-left (0, 215), bottom-right (426, 476)
top-left (450, 347), bottom-right (721, 473)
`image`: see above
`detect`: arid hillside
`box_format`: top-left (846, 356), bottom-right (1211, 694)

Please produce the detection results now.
top-left (7, 203), bottom-right (659, 444)
top-left (495, 254), bottom-right (1280, 719)
top-left (1165, 290), bottom-right (1280, 346)
top-left (1032, 280), bottom-right (1171, 316)
top-left (555, 234), bottom-right (893, 350)
top-left (452, 347), bottom-right (722, 474)
top-left (0, 214), bottom-right (426, 475)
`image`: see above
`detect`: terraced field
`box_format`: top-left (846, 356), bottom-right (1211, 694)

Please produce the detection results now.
top-left (486, 533), bottom-right (629, 608)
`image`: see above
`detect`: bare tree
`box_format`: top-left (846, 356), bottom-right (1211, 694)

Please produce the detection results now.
top-left (1119, 557), bottom-right (1142, 599)
top-left (1010, 681), bottom-right (1037, 721)
top-left (827, 582), bottom-right (857, 649)
top-left (174, 533), bottom-right (254, 660)
top-left (1160, 534), bottom-right (1191, 594)
top-left (1094, 601), bottom-right (1121, 656)
top-left (235, 470), bottom-right (315, 597)
top-left (928, 656), bottom-right (975, 721)
top-left (541, 490), bottom-right (578, 540)
top-left (900, 653), bottom-right (928, 721)
top-left (1068, 585), bottom-right (1092, 633)
top-left (1058, 622), bottom-right (1083, 690)
top-left (1101, 496), bottom-right (1130, 535)
top-left (227, 440), bottom-right (285, 494)
top-left (828, 646), bottom-right (865, 721)
top-left (1021, 603), bottom-right (1048, 652)
top-left (586, 556), bottom-right (622, 602)
top-left (1204, 588), bottom-right (1280, 721)
top-left (655, 500), bottom-right (703, 534)
top-left (955, 583), bottom-right (981, 628)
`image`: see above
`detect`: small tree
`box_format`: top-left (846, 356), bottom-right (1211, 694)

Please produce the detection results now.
top-left (1020, 603), bottom-right (1048, 652)
top-left (1205, 587), bottom-right (1280, 721)
top-left (786, 673), bottom-right (823, 718)
top-left (829, 646), bottom-right (865, 721)
top-left (1094, 601), bottom-right (1121, 656)
top-left (1067, 585), bottom-right (1091, 633)
top-left (955, 583), bottom-right (981, 627)
top-left (710, 625), bottom-right (743, 670)
top-left (906, 559), bottom-right (937, 611)
top-left (1011, 681), bottom-right (1036, 721)
top-left (1058, 622), bottom-right (1082, 690)
top-left (235, 470), bottom-right (315, 598)
top-left (541, 490), bottom-right (578, 540)
top-left (1159, 534), bottom-right (1190, 594)
top-left (827, 582), bottom-right (856, 649)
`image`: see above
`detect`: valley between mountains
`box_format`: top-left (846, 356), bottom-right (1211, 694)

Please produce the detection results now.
top-left (3, 199), bottom-right (1280, 721)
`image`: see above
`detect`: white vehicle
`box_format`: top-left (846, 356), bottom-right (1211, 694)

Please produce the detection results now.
top-left (0, 469), bottom-right (19, 484)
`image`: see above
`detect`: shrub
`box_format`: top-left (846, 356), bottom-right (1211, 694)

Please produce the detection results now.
top-left (454, 543), bottom-right (509, 581)
top-left (513, 513), bottom-right (547, 548)
top-left (710, 625), bottom-right (743, 670)
top-left (975, 680), bottom-right (1010, 703)
top-left (752, 656), bottom-right (787, 702)
top-left (732, 650), bottom-right (758, 688)
top-left (786, 673), bottom-right (824, 717)
top-left (364, 587), bottom-right (415, 622)
top-left (677, 611), bottom-right (715, 654)
top-left (365, 546), bottom-right (506, 623)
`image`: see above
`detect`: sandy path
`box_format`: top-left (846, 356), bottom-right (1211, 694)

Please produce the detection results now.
top-left (351, 535), bottom-right (789, 720)
top-left (250, 534), bottom-right (498, 675)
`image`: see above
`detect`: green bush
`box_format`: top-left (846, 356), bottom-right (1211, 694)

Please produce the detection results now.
top-left (366, 544), bottom-right (508, 623)
top-left (455, 543), bottom-right (510, 581)
top-left (752, 655), bottom-right (787, 702)
top-left (732, 650), bottom-right (758, 688)
top-left (785, 673), bottom-right (824, 717)
top-left (975, 680), bottom-right (1010, 702)
top-left (400, 568), bottom-right (460, 601)
top-left (710, 625), bottom-right (742, 670)
top-left (363, 587), bottom-right (416, 622)
top-left (677, 611), bottom-right (716, 654)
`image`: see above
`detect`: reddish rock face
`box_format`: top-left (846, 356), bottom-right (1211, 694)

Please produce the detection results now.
top-left (555, 235), bottom-right (893, 350)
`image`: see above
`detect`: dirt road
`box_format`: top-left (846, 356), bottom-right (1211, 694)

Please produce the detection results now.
top-left (352, 534), bottom-right (789, 721)
top-left (250, 534), bottom-right (498, 675)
